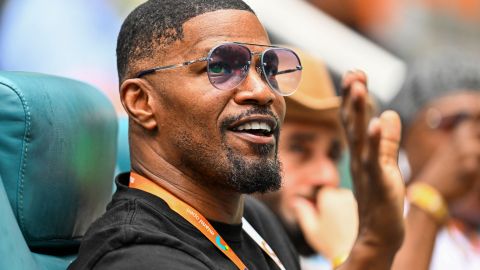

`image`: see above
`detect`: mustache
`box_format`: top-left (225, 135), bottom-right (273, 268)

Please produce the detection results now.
top-left (220, 107), bottom-right (281, 131)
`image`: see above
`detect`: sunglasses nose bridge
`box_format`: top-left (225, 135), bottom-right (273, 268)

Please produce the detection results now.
top-left (255, 65), bottom-right (262, 76)
top-left (233, 71), bottom-right (277, 107)
top-left (250, 52), bottom-right (267, 79)
top-left (242, 52), bottom-right (264, 82)
top-left (239, 55), bottom-right (272, 95)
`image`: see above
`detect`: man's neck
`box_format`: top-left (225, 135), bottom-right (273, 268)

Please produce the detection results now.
top-left (131, 160), bottom-right (245, 224)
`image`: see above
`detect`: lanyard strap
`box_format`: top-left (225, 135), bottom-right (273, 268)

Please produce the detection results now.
top-left (241, 218), bottom-right (286, 270)
top-left (129, 172), bottom-right (285, 270)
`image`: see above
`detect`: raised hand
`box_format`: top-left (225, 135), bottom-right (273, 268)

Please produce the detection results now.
top-left (414, 121), bottom-right (480, 202)
top-left (293, 187), bottom-right (358, 261)
top-left (338, 71), bottom-right (405, 269)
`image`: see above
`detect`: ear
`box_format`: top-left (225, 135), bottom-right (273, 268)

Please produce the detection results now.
top-left (120, 78), bottom-right (158, 130)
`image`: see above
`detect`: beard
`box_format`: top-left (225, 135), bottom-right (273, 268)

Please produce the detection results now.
top-left (221, 107), bottom-right (282, 193)
top-left (174, 107), bottom-right (283, 194)
top-left (224, 142), bottom-right (282, 194)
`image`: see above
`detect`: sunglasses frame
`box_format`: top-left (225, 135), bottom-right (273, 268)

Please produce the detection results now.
top-left (426, 108), bottom-right (480, 131)
top-left (135, 42), bottom-right (302, 96)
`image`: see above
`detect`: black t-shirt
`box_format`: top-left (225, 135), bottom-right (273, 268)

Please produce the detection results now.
top-left (69, 173), bottom-right (300, 270)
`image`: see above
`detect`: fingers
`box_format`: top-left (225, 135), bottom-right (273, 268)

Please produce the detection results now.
top-left (293, 197), bottom-right (319, 239)
top-left (365, 117), bottom-right (381, 173)
top-left (378, 110), bottom-right (402, 166)
top-left (341, 70), bottom-right (368, 110)
top-left (341, 71), bottom-right (370, 158)
top-left (351, 82), bottom-right (368, 155)
top-left (317, 188), bottom-right (358, 215)
top-left (367, 117), bottom-right (381, 148)
top-left (341, 70), bottom-right (367, 96)
top-left (364, 111), bottom-right (402, 195)
top-left (315, 188), bottom-right (359, 258)
top-left (293, 188), bottom-right (358, 232)
top-left (293, 188), bottom-right (359, 258)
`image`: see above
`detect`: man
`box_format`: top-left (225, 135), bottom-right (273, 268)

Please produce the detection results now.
top-left (389, 50), bottom-right (480, 270)
top-left (256, 50), bottom-right (358, 270)
top-left (70, 1), bottom-right (404, 269)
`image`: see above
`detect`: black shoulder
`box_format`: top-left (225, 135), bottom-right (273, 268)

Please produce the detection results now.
top-left (92, 245), bottom-right (212, 270)
top-left (70, 192), bottom-right (214, 270)
top-left (70, 224), bottom-right (218, 270)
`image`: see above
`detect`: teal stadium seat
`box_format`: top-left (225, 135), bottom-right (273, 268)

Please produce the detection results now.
top-left (0, 72), bottom-right (118, 270)
top-left (116, 116), bottom-right (130, 174)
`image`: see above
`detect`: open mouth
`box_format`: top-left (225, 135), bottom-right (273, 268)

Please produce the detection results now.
top-left (227, 116), bottom-right (278, 145)
top-left (229, 115), bottom-right (277, 136)
top-left (231, 120), bottom-right (275, 137)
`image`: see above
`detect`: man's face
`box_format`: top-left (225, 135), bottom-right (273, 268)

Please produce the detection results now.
top-left (258, 118), bottom-right (342, 252)
top-left (140, 10), bottom-right (285, 193)
top-left (406, 92), bottom-right (480, 175)
top-left (405, 91), bottom-right (480, 226)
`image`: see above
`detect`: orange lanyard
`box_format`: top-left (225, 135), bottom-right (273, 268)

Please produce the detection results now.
top-left (129, 172), bottom-right (286, 270)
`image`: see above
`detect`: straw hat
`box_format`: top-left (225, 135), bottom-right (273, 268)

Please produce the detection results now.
top-left (285, 48), bottom-right (341, 125)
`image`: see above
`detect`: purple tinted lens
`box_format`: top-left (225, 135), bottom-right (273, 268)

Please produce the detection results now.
top-left (262, 48), bottom-right (302, 96)
top-left (208, 43), bottom-right (251, 90)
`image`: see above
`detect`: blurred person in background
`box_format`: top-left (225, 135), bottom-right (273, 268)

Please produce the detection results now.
top-left (256, 50), bottom-right (358, 270)
top-left (389, 49), bottom-right (480, 270)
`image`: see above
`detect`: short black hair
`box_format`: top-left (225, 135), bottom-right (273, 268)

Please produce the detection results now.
top-left (116, 0), bottom-right (254, 82)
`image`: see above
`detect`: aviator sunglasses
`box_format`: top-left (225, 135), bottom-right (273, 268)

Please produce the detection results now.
top-left (136, 42), bottom-right (303, 96)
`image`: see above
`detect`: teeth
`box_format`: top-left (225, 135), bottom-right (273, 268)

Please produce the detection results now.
top-left (235, 121), bottom-right (272, 132)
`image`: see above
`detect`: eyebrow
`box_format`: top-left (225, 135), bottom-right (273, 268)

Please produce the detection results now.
top-left (289, 133), bottom-right (317, 142)
top-left (187, 37), bottom-right (228, 56)
top-left (188, 45), bottom-right (210, 56)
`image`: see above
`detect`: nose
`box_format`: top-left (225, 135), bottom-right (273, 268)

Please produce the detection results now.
top-left (233, 64), bottom-right (276, 106)
top-left (304, 157), bottom-right (340, 187)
